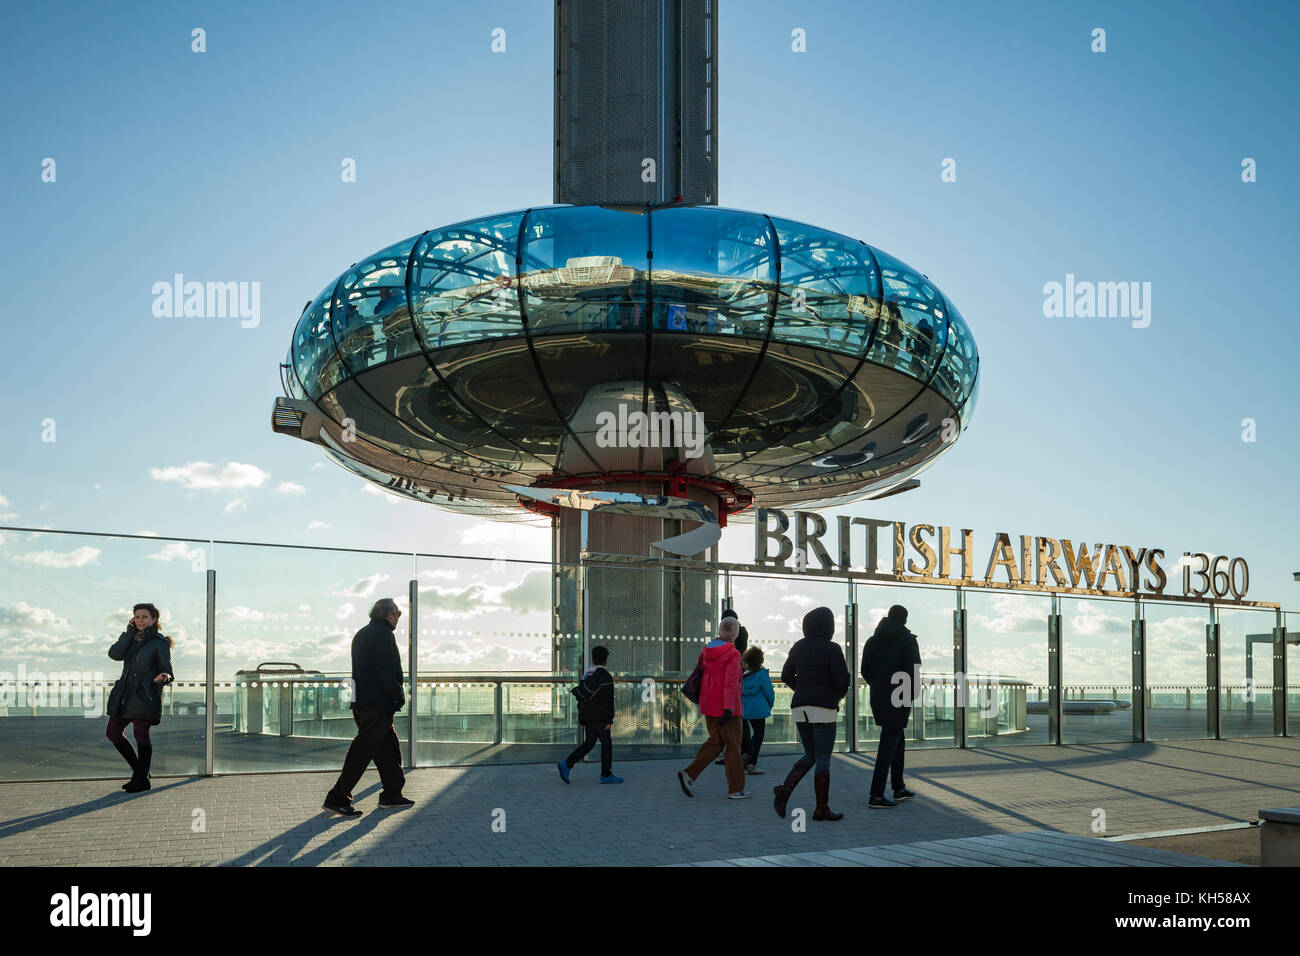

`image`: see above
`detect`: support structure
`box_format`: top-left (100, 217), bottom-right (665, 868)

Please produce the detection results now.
top-left (1207, 611), bottom-right (1221, 739)
top-left (1131, 602), bottom-right (1146, 742)
top-left (1048, 594), bottom-right (1063, 745)
top-left (953, 589), bottom-right (967, 748)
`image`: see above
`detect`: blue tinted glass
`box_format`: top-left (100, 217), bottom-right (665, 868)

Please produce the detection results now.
top-left (410, 211), bottom-right (525, 349)
top-left (769, 217), bottom-right (880, 355)
top-left (333, 237), bottom-right (418, 377)
top-left (649, 206), bottom-right (773, 337)
top-left (522, 206), bottom-right (649, 335)
top-left (933, 298), bottom-right (977, 408)
top-left (865, 248), bottom-right (947, 384)
top-left (293, 282), bottom-right (340, 400)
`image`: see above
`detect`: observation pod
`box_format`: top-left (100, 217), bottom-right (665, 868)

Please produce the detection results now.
top-left (273, 204), bottom-right (979, 671)
top-left (274, 204), bottom-right (979, 516)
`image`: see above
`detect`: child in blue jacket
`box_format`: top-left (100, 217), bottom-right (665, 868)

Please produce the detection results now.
top-left (740, 646), bottom-right (775, 773)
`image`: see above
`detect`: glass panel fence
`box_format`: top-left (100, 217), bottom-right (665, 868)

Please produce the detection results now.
top-left (1143, 601), bottom-right (1210, 740)
top-left (964, 590), bottom-right (1050, 748)
top-left (1217, 606), bottom-right (1280, 738)
top-left (1060, 595), bottom-right (1137, 744)
top-left (1289, 612), bottom-right (1299, 737)
top-left (855, 582), bottom-right (957, 750)
top-left (0, 529), bottom-right (208, 781)
top-left (211, 542), bottom-right (413, 774)
top-left (2, 524), bottom-right (1293, 782)
top-left (732, 573), bottom-right (851, 755)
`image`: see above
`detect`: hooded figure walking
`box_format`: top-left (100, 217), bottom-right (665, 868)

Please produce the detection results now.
top-left (861, 604), bottom-right (922, 808)
top-left (772, 606), bottom-right (850, 821)
top-left (106, 603), bottom-right (174, 792)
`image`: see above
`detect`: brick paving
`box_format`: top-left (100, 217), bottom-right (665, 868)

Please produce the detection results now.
top-left (0, 738), bottom-right (1295, 866)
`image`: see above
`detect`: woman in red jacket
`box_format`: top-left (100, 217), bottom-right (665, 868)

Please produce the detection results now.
top-left (676, 617), bottom-right (749, 799)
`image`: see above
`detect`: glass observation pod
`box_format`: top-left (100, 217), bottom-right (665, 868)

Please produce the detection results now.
top-left (279, 205), bottom-right (979, 520)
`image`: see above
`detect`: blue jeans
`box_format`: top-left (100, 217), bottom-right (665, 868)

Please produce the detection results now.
top-left (793, 720), bottom-right (836, 775)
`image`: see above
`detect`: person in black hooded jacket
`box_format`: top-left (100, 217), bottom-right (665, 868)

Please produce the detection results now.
top-left (772, 606), bottom-right (850, 821)
top-left (558, 645), bottom-right (621, 783)
top-left (861, 604), bottom-right (922, 808)
top-left (105, 603), bottom-right (174, 793)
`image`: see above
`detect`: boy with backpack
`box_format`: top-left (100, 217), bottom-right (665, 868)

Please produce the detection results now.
top-left (557, 645), bottom-right (623, 784)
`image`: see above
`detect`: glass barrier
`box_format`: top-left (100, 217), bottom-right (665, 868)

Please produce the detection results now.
top-left (1143, 601), bottom-right (1210, 740)
top-left (1217, 606), bottom-right (1280, 738)
top-left (0, 529), bottom-right (208, 781)
top-left (965, 590), bottom-right (1050, 747)
top-left (1289, 612), bottom-right (1299, 737)
top-left (1060, 595), bottom-right (1137, 744)
top-left (1, 524), bottom-right (1293, 782)
top-left (211, 542), bottom-right (413, 774)
top-left (854, 582), bottom-right (957, 750)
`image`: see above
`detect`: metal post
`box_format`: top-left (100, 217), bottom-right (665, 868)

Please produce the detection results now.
top-left (406, 577), bottom-right (417, 769)
top-left (953, 587), bottom-right (967, 749)
top-left (1131, 599), bottom-right (1146, 743)
top-left (204, 567), bottom-right (216, 776)
top-left (1274, 610), bottom-right (1287, 737)
top-left (580, 511), bottom-right (590, 669)
top-left (494, 681), bottom-right (503, 746)
top-left (1048, 593), bottom-right (1062, 746)
top-left (1207, 608), bottom-right (1220, 740)
top-left (845, 579), bottom-right (857, 753)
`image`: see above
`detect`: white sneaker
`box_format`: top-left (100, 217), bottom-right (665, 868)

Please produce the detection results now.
top-left (677, 769), bottom-right (695, 797)
top-left (728, 791), bottom-right (753, 800)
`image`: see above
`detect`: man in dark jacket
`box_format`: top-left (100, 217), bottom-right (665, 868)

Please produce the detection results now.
top-left (861, 604), bottom-right (922, 808)
top-left (323, 599), bottom-right (411, 816)
top-left (557, 645), bottom-right (621, 783)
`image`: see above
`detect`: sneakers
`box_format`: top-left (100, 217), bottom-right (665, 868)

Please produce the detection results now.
top-left (728, 791), bottom-right (753, 800)
top-left (322, 798), bottom-right (362, 817)
top-left (714, 758), bottom-right (726, 765)
top-left (599, 774), bottom-right (624, 784)
top-left (868, 794), bottom-right (898, 809)
top-left (122, 777), bottom-right (150, 793)
top-left (893, 787), bottom-right (915, 801)
top-left (557, 760), bottom-right (571, 784)
top-left (744, 764), bottom-right (764, 775)
top-left (377, 795), bottom-right (414, 808)
top-left (677, 770), bottom-right (695, 797)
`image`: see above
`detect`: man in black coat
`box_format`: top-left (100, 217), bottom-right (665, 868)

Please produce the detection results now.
top-left (557, 645), bottom-right (620, 783)
top-left (861, 604), bottom-right (922, 808)
top-left (323, 599), bottom-right (411, 816)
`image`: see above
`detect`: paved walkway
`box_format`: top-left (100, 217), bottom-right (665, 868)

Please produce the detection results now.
top-left (676, 829), bottom-right (1244, 867)
top-left (0, 738), bottom-right (1294, 866)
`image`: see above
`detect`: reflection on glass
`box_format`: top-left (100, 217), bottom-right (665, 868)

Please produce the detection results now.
top-left (1217, 608), bottom-right (1279, 738)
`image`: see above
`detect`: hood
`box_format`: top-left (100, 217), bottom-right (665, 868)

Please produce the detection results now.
top-left (802, 606), bottom-right (835, 639)
top-left (702, 642), bottom-right (737, 663)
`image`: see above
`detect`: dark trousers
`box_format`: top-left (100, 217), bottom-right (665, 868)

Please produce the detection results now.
top-left (565, 722), bottom-right (612, 776)
top-left (742, 717), bottom-right (766, 766)
top-left (794, 719), bottom-right (837, 774)
top-left (326, 708), bottom-right (405, 803)
top-left (105, 715), bottom-right (151, 745)
top-left (870, 711), bottom-right (909, 797)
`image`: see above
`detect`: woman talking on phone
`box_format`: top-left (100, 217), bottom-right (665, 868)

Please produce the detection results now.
top-left (105, 603), bottom-right (174, 792)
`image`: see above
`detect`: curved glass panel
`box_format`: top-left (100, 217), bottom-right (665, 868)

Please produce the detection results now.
top-left (865, 248), bottom-right (947, 384)
top-left (333, 237), bottom-right (418, 378)
top-left (284, 340), bottom-right (307, 400)
top-left (769, 217), bottom-right (879, 355)
top-left (293, 282), bottom-right (340, 400)
top-left (522, 206), bottom-right (649, 336)
top-left (649, 206), bottom-right (773, 337)
top-left (933, 298), bottom-right (977, 409)
top-left (410, 211), bottom-right (525, 350)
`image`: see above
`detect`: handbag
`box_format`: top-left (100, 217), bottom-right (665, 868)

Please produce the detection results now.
top-left (681, 654), bottom-right (704, 705)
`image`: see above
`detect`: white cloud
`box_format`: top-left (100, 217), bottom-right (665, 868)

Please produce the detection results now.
top-left (224, 498), bottom-right (247, 513)
top-left (307, 520), bottom-right (332, 531)
top-left (135, 530), bottom-right (160, 537)
top-left (311, 462), bottom-right (326, 471)
top-left (332, 573), bottom-right (391, 598)
top-left (361, 483), bottom-right (404, 504)
top-left (0, 514), bottom-right (16, 521)
top-left (216, 605), bottom-right (284, 623)
top-left (0, 494), bottom-right (9, 507)
top-left (780, 594), bottom-right (814, 608)
top-left (38, 502), bottom-right (51, 511)
top-left (274, 482), bottom-right (306, 495)
top-left (0, 602), bottom-right (69, 628)
top-left (336, 602), bottom-right (356, 621)
top-left (150, 461), bottom-right (270, 491)
top-left (421, 639), bottom-right (550, 670)
top-left (419, 569), bottom-right (459, 582)
top-left (146, 541), bottom-right (204, 564)
top-left (10, 546), bottom-right (100, 568)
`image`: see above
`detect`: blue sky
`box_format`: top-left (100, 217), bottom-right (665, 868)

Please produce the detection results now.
top-left (1, 1), bottom-right (1297, 680)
